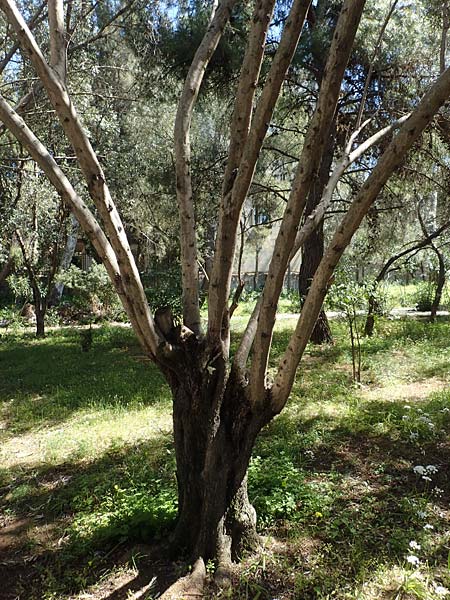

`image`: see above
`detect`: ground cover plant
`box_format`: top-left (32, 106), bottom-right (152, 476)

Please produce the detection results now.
top-left (0, 318), bottom-right (449, 599)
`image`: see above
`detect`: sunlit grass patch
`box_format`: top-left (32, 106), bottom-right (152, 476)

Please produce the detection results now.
top-left (0, 326), bottom-right (171, 461)
top-left (356, 564), bottom-right (450, 600)
top-left (0, 402), bottom-right (172, 470)
top-left (0, 325), bottom-right (176, 576)
top-left (0, 326), bottom-right (169, 434)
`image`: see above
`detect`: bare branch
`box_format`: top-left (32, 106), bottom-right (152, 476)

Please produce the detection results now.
top-left (222, 0), bottom-right (277, 195)
top-left (377, 218), bottom-right (450, 285)
top-left (69, 0), bottom-right (138, 54)
top-left (290, 114), bottom-right (410, 259)
top-left (250, 0), bottom-right (367, 404)
top-left (175, 0), bottom-right (238, 335)
top-left (228, 280), bottom-right (245, 319)
top-left (232, 295), bottom-right (262, 376)
top-left (208, 0), bottom-right (312, 345)
top-left (48, 0), bottom-right (66, 80)
top-left (271, 64), bottom-right (450, 412)
top-left (0, 0), bottom-right (46, 76)
top-left (0, 0), bottom-right (137, 137)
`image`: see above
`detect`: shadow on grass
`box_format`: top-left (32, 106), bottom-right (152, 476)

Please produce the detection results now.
top-left (0, 326), bottom-right (170, 434)
top-left (244, 391), bottom-right (450, 599)
top-left (1, 391), bottom-right (449, 599)
top-left (0, 434), bottom-right (180, 600)
top-left (1, 322), bottom-right (449, 599)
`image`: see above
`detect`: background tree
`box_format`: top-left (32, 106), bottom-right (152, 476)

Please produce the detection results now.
top-left (0, 147), bottom-right (70, 335)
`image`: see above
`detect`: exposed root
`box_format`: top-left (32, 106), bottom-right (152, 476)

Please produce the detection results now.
top-left (214, 562), bottom-right (232, 591)
top-left (159, 558), bottom-right (206, 599)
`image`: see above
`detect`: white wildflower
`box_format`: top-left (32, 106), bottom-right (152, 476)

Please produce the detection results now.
top-left (406, 555), bottom-right (420, 566)
top-left (409, 541), bottom-right (421, 550)
top-left (434, 585), bottom-right (449, 596)
top-left (414, 465), bottom-right (438, 479)
top-left (423, 524), bottom-right (434, 530)
top-left (413, 465), bottom-right (426, 475)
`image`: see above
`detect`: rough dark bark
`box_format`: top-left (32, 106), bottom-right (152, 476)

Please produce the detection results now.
top-left (298, 223), bottom-right (332, 344)
top-left (430, 247), bottom-right (446, 322)
top-left (164, 342), bottom-right (270, 563)
top-left (364, 294), bottom-right (378, 337)
top-left (32, 282), bottom-right (48, 337)
top-left (294, 8), bottom-right (336, 346)
top-left (298, 134), bottom-right (335, 345)
top-left (34, 299), bottom-right (46, 337)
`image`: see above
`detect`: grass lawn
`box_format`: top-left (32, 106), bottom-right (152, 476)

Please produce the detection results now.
top-left (0, 318), bottom-right (449, 599)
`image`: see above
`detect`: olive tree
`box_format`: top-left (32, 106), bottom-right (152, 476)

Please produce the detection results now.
top-left (0, 0), bottom-right (449, 592)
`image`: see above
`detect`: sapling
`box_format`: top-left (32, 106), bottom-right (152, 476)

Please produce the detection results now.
top-left (328, 270), bottom-right (381, 383)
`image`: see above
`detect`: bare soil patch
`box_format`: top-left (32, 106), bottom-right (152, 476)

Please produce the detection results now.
top-left (362, 377), bottom-right (447, 402)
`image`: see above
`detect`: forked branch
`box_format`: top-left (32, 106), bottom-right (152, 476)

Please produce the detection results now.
top-left (208, 0), bottom-right (312, 344)
top-left (290, 114), bottom-right (410, 259)
top-left (249, 0), bottom-right (367, 403)
top-left (222, 0), bottom-right (278, 194)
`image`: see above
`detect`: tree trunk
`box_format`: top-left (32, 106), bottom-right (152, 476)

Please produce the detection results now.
top-left (166, 348), bottom-right (269, 564)
top-left (35, 305), bottom-right (45, 337)
top-left (364, 292), bottom-right (378, 337)
top-left (295, 15), bottom-right (337, 346)
top-left (297, 119), bottom-right (335, 344)
top-left (33, 289), bottom-right (46, 337)
top-left (430, 247), bottom-right (446, 322)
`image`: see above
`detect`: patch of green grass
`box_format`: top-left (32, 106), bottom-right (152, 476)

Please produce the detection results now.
top-left (0, 324), bottom-right (177, 600)
top-left (0, 326), bottom-right (169, 436)
top-left (232, 317), bottom-right (450, 599)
